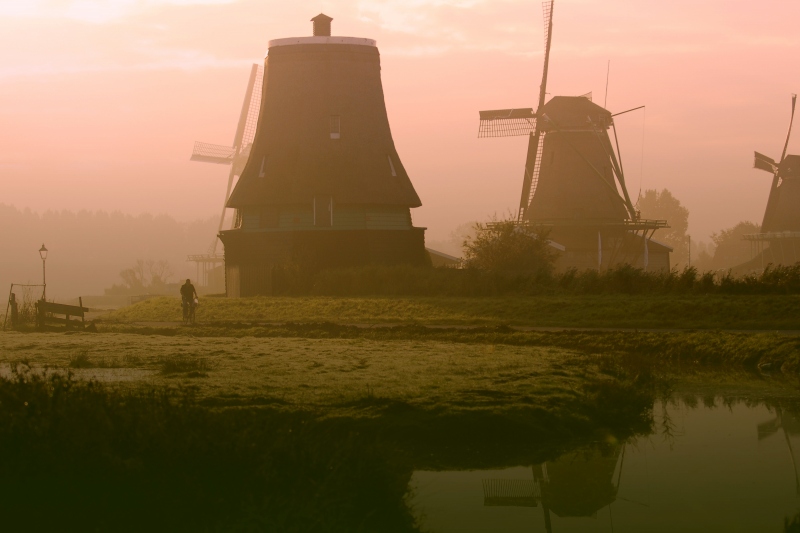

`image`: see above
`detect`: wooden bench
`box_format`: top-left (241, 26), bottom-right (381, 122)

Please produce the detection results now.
top-left (36, 298), bottom-right (89, 330)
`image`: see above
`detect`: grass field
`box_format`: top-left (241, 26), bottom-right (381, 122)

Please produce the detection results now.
top-left (0, 332), bottom-right (613, 416)
top-left (103, 294), bottom-right (800, 330)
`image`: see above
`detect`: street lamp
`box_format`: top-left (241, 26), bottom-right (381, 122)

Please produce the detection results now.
top-left (39, 244), bottom-right (47, 301)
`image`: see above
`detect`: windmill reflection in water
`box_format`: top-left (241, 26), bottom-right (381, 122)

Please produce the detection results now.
top-left (482, 443), bottom-right (630, 533)
top-left (758, 407), bottom-right (800, 495)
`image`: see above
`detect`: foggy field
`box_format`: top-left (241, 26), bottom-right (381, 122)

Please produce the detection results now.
top-left (0, 332), bottom-right (598, 415)
top-left (2, 325), bottom-right (797, 413)
top-left (103, 294), bottom-right (800, 330)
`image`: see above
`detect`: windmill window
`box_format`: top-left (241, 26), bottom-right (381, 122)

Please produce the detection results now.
top-left (387, 155), bottom-right (397, 177)
top-left (330, 116), bottom-right (341, 139)
top-left (314, 195), bottom-right (333, 227)
top-left (259, 156), bottom-right (266, 178)
top-left (549, 151), bottom-right (555, 166)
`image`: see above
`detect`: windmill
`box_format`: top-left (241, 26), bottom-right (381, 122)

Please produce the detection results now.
top-left (482, 444), bottom-right (627, 533)
top-left (477, 0), bottom-right (670, 271)
top-left (186, 63), bottom-right (264, 288)
top-left (219, 15), bottom-right (426, 297)
top-left (746, 94), bottom-right (800, 267)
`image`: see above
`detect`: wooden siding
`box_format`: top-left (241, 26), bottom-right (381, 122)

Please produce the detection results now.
top-left (220, 227), bottom-right (428, 296)
top-left (240, 205), bottom-right (411, 231)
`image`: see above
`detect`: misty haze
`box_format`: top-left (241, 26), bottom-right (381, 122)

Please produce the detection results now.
top-left (1, 1), bottom-right (799, 532)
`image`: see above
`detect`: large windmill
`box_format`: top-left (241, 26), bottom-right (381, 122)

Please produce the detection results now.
top-left (477, 0), bottom-right (670, 271)
top-left (218, 15), bottom-right (427, 297)
top-left (746, 94), bottom-right (800, 267)
top-left (186, 63), bottom-right (264, 288)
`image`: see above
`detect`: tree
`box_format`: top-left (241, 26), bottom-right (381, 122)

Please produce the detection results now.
top-left (109, 259), bottom-right (175, 295)
top-left (710, 221), bottom-right (759, 270)
top-left (637, 189), bottom-right (690, 267)
top-left (147, 260), bottom-right (174, 287)
top-left (462, 218), bottom-right (556, 275)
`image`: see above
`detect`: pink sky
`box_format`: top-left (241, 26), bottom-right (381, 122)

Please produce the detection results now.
top-left (1, 0), bottom-right (798, 243)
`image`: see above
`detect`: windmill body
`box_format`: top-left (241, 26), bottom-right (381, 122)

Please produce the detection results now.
top-left (219, 15), bottom-right (427, 297)
top-left (744, 94), bottom-right (800, 268)
top-left (762, 154), bottom-right (800, 233)
top-left (477, 0), bottom-right (671, 271)
top-left (527, 97), bottom-right (629, 223)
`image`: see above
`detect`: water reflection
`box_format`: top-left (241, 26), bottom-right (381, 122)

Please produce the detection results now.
top-left (759, 408), bottom-right (800, 494)
top-left (410, 398), bottom-right (800, 532)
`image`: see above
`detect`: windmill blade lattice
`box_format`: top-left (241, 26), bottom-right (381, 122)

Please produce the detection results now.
top-left (780, 93), bottom-right (796, 164)
top-left (191, 142), bottom-right (237, 164)
top-left (478, 108), bottom-right (537, 138)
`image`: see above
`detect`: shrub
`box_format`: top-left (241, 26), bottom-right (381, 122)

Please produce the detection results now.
top-left (462, 219), bottom-right (557, 276)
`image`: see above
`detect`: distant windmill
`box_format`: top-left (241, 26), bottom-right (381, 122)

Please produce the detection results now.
top-left (747, 94), bottom-right (800, 266)
top-left (191, 63), bottom-right (264, 254)
top-left (187, 63), bottom-right (263, 288)
top-left (476, 0), bottom-right (671, 271)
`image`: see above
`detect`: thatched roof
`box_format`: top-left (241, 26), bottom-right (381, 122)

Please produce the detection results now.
top-left (228, 41), bottom-right (421, 209)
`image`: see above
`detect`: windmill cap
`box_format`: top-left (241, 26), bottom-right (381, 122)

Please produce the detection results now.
top-left (312, 12), bottom-right (333, 36)
top-left (268, 13), bottom-right (375, 49)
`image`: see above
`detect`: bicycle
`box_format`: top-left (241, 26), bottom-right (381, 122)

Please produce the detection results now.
top-left (182, 298), bottom-right (197, 325)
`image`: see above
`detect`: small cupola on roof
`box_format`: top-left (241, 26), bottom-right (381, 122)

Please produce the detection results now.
top-left (311, 13), bottom-right (333, 36)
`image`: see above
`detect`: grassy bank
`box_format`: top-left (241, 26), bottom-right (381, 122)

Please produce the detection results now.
top-left (0, 332), bottom-right (627, 415)
top-left (103, 294), bottom-right (800, 330)
top-left (95, 323), bottom-right (800, 373)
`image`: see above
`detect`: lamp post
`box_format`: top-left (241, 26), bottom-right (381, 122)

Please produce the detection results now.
top-left (39, 244), bottom-right (47, 301)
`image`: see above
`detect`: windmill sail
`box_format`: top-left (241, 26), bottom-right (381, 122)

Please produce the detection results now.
top-left (518, 0), bottom-right (555, 220)
top-left (780, 93), bottom-right (796, 163)
top-left (754, 151), bottom-right (777, 173)
top-left (191, 142), bottom-right (237, 164)
top-left (189, 63), bottom-right (264, 254)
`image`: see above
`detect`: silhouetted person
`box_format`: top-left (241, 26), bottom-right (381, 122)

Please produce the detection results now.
top-left (180, 279), bottom-right (198, 303)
